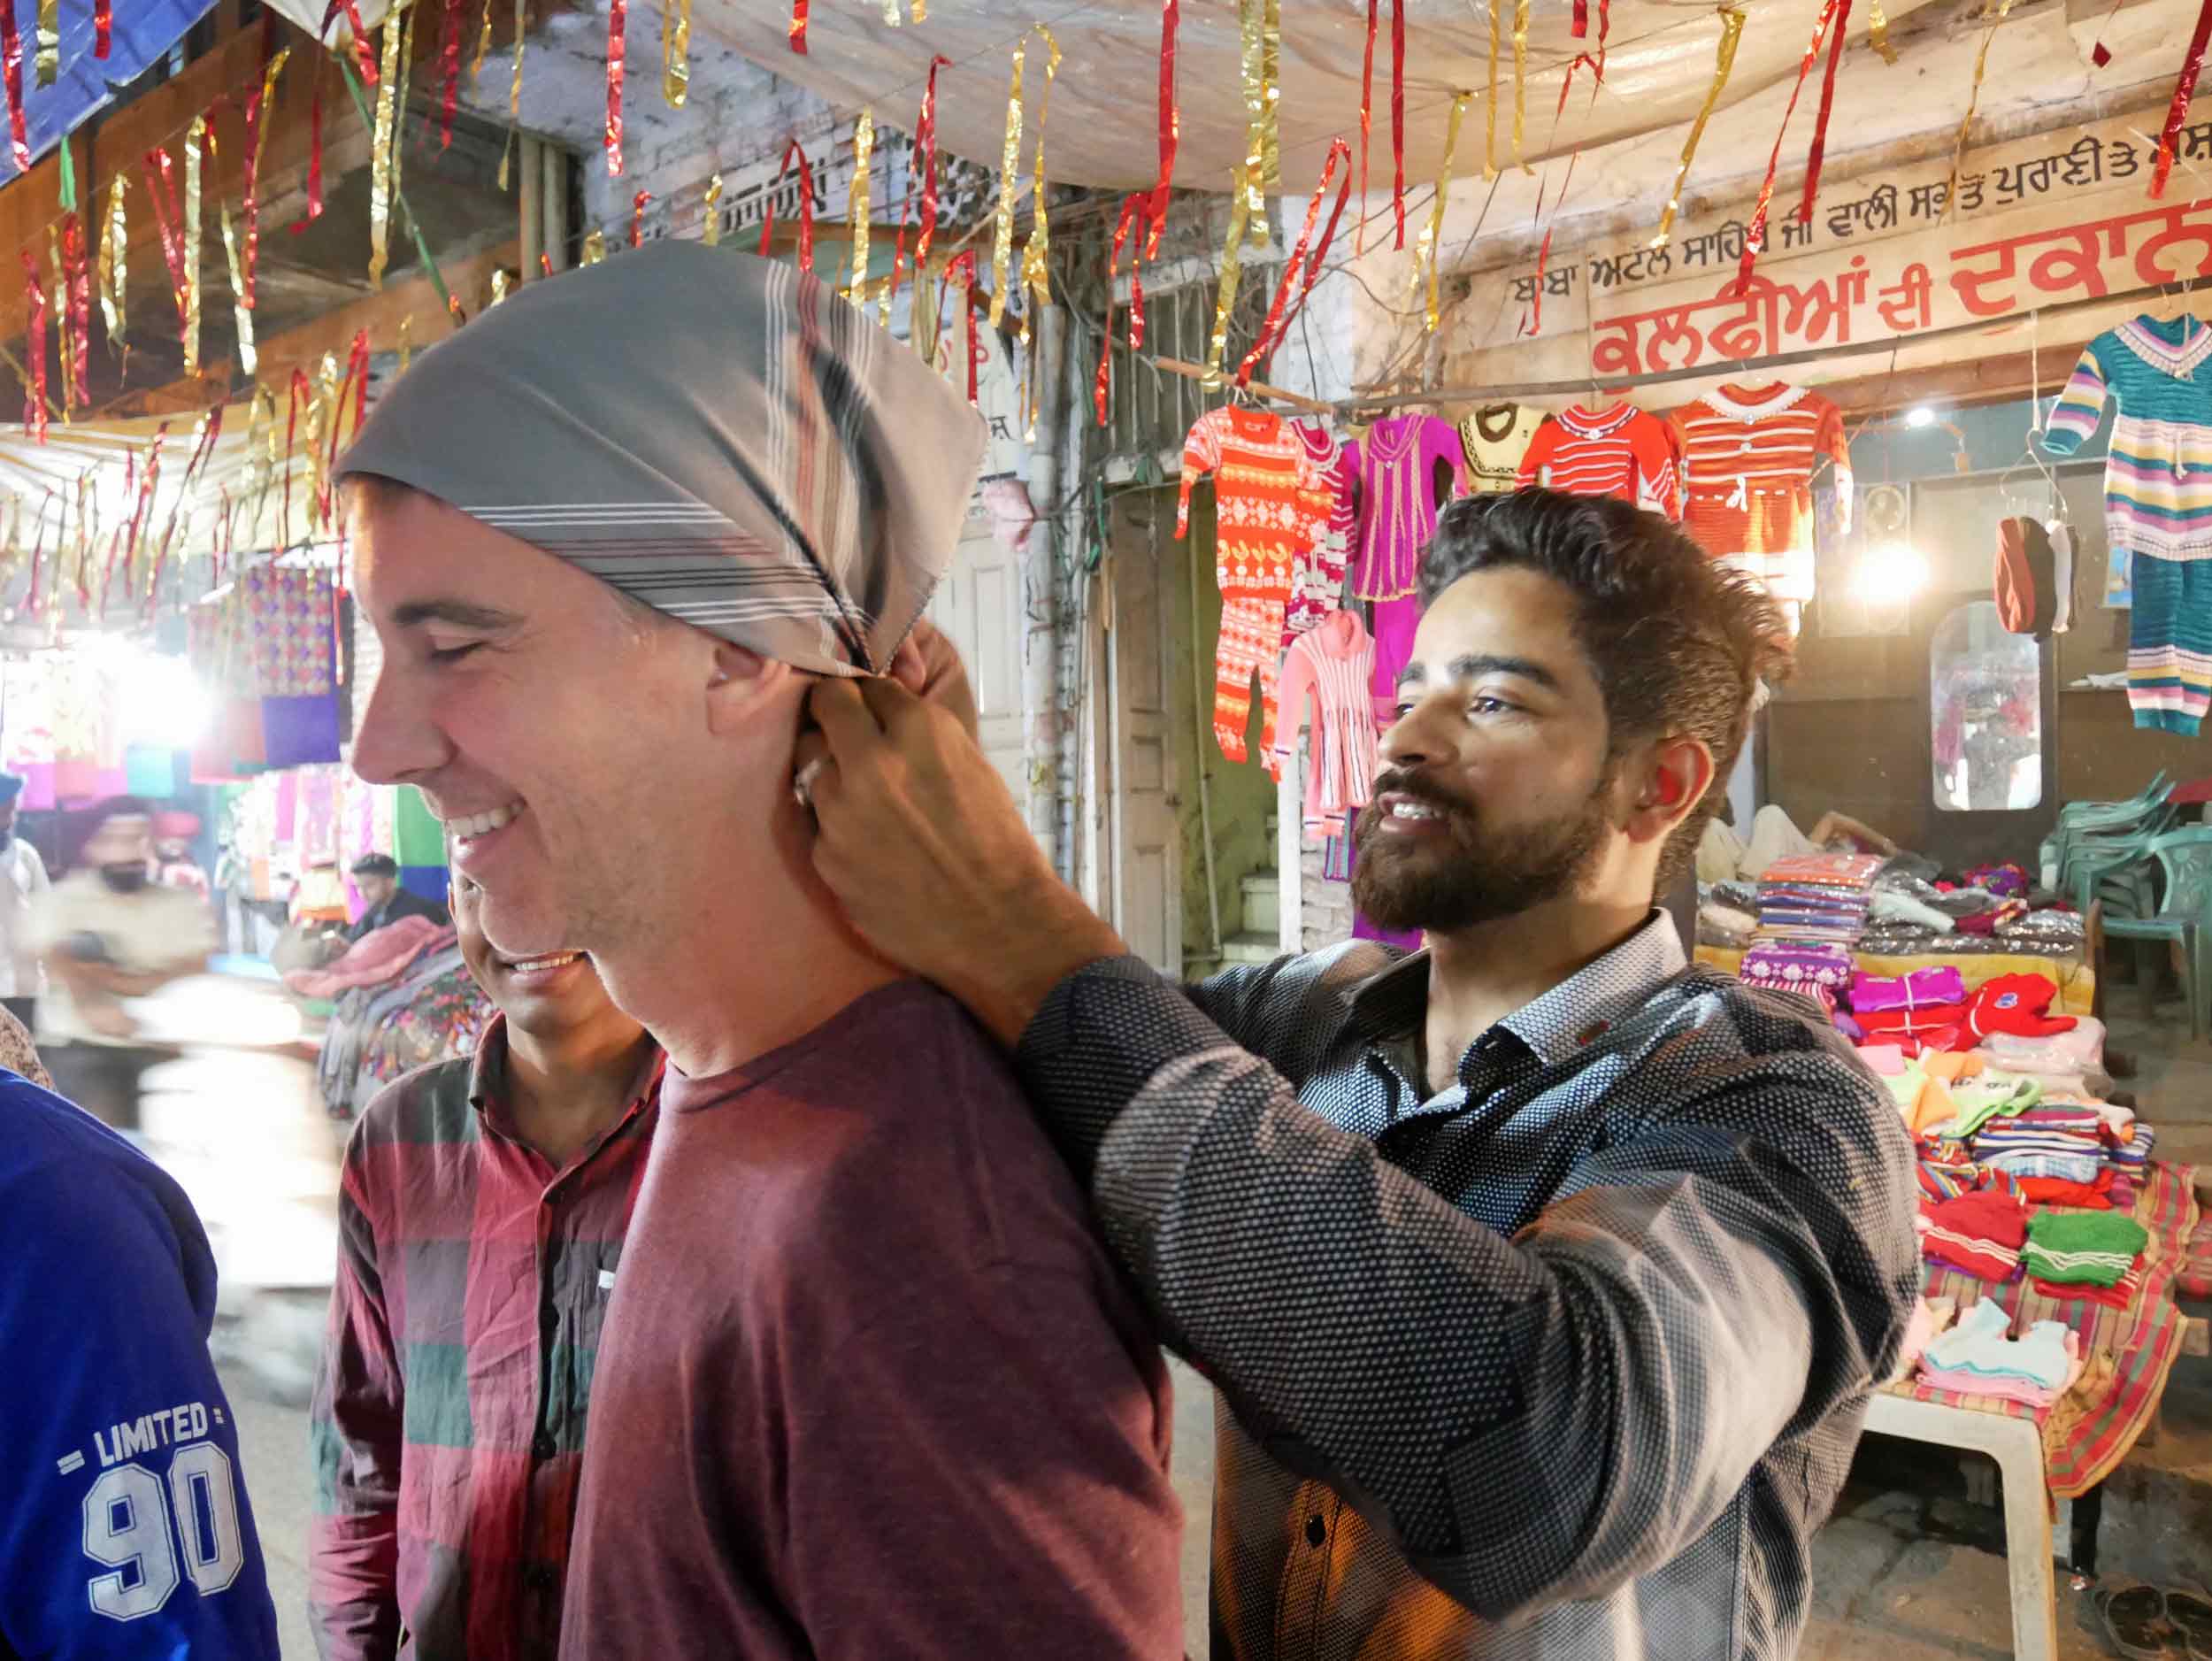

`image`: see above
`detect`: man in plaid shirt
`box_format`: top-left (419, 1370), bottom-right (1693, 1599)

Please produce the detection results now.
top-left (308, 868), bottom-right (663, 1660)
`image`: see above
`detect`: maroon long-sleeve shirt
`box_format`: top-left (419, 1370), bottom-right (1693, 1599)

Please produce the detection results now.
top-left (559, 980), bottom-right (1184, 1658)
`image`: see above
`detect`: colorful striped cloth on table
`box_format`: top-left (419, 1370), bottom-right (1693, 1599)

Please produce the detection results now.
top-left (1888, 1160), bottom-right (2200, 1498)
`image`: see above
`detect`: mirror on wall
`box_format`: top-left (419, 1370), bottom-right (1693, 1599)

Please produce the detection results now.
top-left (1931, 600), bottom-right (2043, 812)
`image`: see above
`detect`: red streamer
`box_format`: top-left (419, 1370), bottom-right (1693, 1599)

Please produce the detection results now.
top-left (243, 79), bottom-right (276, 302)
top-left (1572, 0), bottom-right (1587, 35)
top-left (1736, 0), bottom-right (1845, 296)
top-left (605, 0), bottom-right (627, 179)
top-left (1095, 193), bottom-right (1144, 427)
top-left (0, 1), bottom-right (28, 173)
top-left (61, 211), bottom-right (88, 408)
top-left (438, 0), bottom-right (465, 150)
top-left (1800, 0), bottom-right (1854, 222)
top-left (630, 188), bottom-right (651, 247)
top-left (1557, 51), bottom-right (1604, 113)
top-left (1239, 137), bottom-right (1351, 386)
top-left (142, 147), bottom-right (192, 347)
top-left (1391, 0), bottom-right (1407, 250)
top-left (1147, 0), bottom-right (1179, 259)
top-left (1357, 0), bottom-right (1376, 254)
top-left (759, 139), bottom-right (815, 273)
top-left (292, 63), bottom-right (325, 235)
top-left (319, 1), bottom-right (379, 87)
top-left (915, 54), bottom-right (949, 272)
top-left (2152, 0), bottom-right (2212, 197)
top-left (93, 0), bottom-right (109, 57)
top-left (789, 0), bottom-right (808, 54)
top-left (1597, 0), bottom-right (1612, 72)
top-left (19, 250), bottom-right (44, 443)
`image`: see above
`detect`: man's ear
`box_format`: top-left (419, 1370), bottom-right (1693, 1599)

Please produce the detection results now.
top-left (1623, 735), bottom-right (1717, 850)
top-left (703, 638), bottom-right (795, 736)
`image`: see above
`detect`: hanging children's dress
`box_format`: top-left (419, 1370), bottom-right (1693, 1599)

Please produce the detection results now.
top-left (1457, 403), bottom-right (1545, 494)
top-left (1345, 412), bottom-right (1464, 727)
top-left (1271, 608), bottom-right (1379, 839)
top-left (1178, 404), bottom-right (1325, 770)
top-left (1288, 420), bottom-right (1356, 642)
top-left (1669, 382), bottom-right (1851, 605)
top-left (2043, 312), bottom-right (2212, 733)
top-left (1515, 402), bottom-right (1681, 518)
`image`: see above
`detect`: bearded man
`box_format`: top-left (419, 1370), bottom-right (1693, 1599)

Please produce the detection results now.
top-left (798, 488), bottom-right (1920, 1661)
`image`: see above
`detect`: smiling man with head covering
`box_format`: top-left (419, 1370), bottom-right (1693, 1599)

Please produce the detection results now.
top-left (329, 242), bottom-right (1182, 1661)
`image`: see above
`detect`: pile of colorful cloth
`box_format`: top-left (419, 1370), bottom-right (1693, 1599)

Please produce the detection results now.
top-left (1915, 1297), bottom-right (2083, 1407)
top-left (1736, 938), bottom-right (1855, 1011)
top-left (1753, 851), bottom-right (1887, 944)
top-left (1840, 969), bottom-right (2078, 1057)
top-left (2024, 1210), bottom-right (2152, 1306)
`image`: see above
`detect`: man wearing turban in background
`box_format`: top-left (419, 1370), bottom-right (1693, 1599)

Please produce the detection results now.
top-left (0, 771), bottom-right (50, 1033)
top-left (330, 242), bottom-right (1181, 1661)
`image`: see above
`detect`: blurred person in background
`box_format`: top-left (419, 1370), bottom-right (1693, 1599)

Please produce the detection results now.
top-left (344, 852), bottom-right (448, 944)
top-left (31, 798), bottom-right (215, 1134)
top-left (0, 1007), bottom-right (282, 1659)
top-left (309, 866), bottom-right (663, 1661)
top-left (0, 770), bottom-right (50, 1033)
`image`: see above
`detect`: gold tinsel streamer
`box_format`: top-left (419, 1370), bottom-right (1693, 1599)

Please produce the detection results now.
top-left (97, 176), bottom-right (125, 345)
top-left (182, 115), bottom-right (204, 374)
top-left (580, 229), bottom-right (607, 265)
top-left (219, 205), bottom-right (256, 380)
top-left (1867, 0), bottom-right (1899, 64)
top-left (990, 37), bottom-right (1037, 328)
top-left (849, 108), bottom-right (874, 303)
top-left (398, 315), bottom-right (415, 375)
top-left (1238, 0), bottom-right (1275, 245)
top-left (1202, 162), bottom-right (1253, 386)
top-left (472, 0), bottom-right (493, 82)
top-left (1410, 91), bottom-right (1473, 331)
top-left (1942, 0), bottom-right (2012, 221)
top-left (369, 9), bottom-right (405, 288)
top-left (663, 0), bottom-right (690, 108)
top-left (1016, 27), bottom-right (1061, 344)
top-left (34, 0), bottom-right (57, 88)
top-left (1652, 6), bottom-right (1747, 248)
top-left (1510, 0), bottom-right (1533, 173)
top-left (492, 269), bottom-right (511, 306)
top-left (46, 227), bottom-right (71, 413)
top-left (702, 173), bottom-right (723, 246)
top-left (1485, 0), bottom-right (1502, 180)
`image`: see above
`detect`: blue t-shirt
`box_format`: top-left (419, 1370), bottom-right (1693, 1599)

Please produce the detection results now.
top-left (0, 1076), bottom-right (280, 1659)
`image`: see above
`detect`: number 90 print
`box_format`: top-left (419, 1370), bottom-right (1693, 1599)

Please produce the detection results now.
top-left (81, 1445), bottom-right (246, 1621)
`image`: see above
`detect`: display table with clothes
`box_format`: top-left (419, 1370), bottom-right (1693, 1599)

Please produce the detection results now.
top-left (1695, 943), bottom-right (2099, 1017)
top-left (312, 934), bottom-right (492, 1119)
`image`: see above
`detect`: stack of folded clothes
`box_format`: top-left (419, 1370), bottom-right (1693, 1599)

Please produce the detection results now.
top-left (1920, 1187), bottom-right (2028, 1280)
top-left (1972, 1104), bottom-right (2107, 1188)
top-left (2104, 1123), bottom-right (2155, 1211)
top-left (1738, 938), bottom-right (1856, 1011)
top-left (1917, 1296), bottom-right (2082, 1406)
top-left (2024, 1210), bottom-right (2150, 1306)
top-left (1755, 852), bottom-right (1887, 943)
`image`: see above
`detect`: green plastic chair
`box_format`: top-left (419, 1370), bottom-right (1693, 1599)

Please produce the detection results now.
top-left (2044, 777), bottom-right (2172, 891)
top-left (2058, 771), bottom-right (2170, 826)
top-left (2098, 826), bottom-right (2212, 1039)
top-left (2058, 796), bottom-right (2178, 905)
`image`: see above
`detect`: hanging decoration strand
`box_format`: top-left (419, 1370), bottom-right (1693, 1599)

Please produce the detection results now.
top-left (60, 213), bottom-right (87, 409)
top-left (32, 0), bottom-right (54, 88)
top-left (1095, 193), bottom-right (1143, 426)
top-left (96, 174), bottom-right (124, 344)
top-left (790, 0), bottom-right (808, 53)
top-left (664, 0), bottom-right (690, 106)
top-left (319, 1), bottom-right (380, 85)
top-left (1943, 0), bottom-right (2014, 216)
top-left (702, 172), bottom-right (722, 246)
top-left (848, 108), bottom-right (873, 300)
top-left (93, 0), bottom-right (109, 58)
top-left (1203, 162), bottom-right (1251, 385)
top-left (759, 139), bottom-right (815, 273)
top-left (1239, 0), bottom-right (1271, 245)
top-left (1800, 0), bottom-right (1853, 221)
top-left (1018, 30), bottom-right (1063, 335)
top-left (20, 252), bottom-right (45, 443)
top-left (914, 53), bottom-right (949, 271)
top-left (606, 0), bottom-right (627, 176)
top-left (1356, 0), bottom-right (1376, 254)
top-left (472, 0), bottom-right (493, 82)
top-left (1735, 0), bottom-right (1843, 293)
top-left (1410, 96), bottom-right (1471, 331)
top-left (991, 41), bottom-right (1027, 327)
top-left (1485, 0), bottom-right (1502, 181)
top-left (1147, 0), bottom-right (1179, 258)
top-left (437, 0), bottom-right (465, 149)
top-left (142, 147), bottom-right (192, 361)
top-left (220, 205), bottom-right (257, 380)
top-left (1651, 6), bottom-right (1747, 248)
top-left (242, 50), bottom-right (290, 309)
top-left (1241, 135), bottom-right (1352, 382)
top-left (1390, 0), bottom-right (1406, 245)
top-left (367, 8), bottom-right (403, 287)
top-left (1510, 0), bottom-right (1533, 172)
top-left (297, 56), bottom-right (326, 230)
top-left (943, 250), bottom-right (980, 402)
top-left (1866, 0), bottom-right (1898, 64)
top-left (45, 227), bottom-right (71, 412)
top-left (2152, 0), bottom-right (2212, 196)
top-left (182, 116), bottom-right (205, 376)
top-left (630, 188), bottom-right (651, 247)
top-left (0, 0), bottom-right (31, 173)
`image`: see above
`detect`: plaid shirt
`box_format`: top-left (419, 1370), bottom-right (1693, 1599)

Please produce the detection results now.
top-left (309, 1016), bottom-right (663, 1661)
top-left (1017, 912), bottom-right (1920, 1661)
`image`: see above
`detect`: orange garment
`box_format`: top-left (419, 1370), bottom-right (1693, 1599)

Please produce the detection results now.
top-left (1178, 406), bottom-right (1326, 770)
top-left (1668, 382), bottom-right (1850, 604)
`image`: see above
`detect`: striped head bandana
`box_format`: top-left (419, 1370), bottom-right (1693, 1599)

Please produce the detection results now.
top-left (335, 242), bottom-right (988, 678)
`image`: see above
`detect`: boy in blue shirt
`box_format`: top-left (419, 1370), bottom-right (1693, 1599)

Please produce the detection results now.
top-left (0, 1052), bottom-right (281, 1658)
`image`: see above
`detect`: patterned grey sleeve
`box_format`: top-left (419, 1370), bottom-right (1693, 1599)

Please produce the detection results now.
top-left (1016, 957), bottom-right (1918, 1619)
